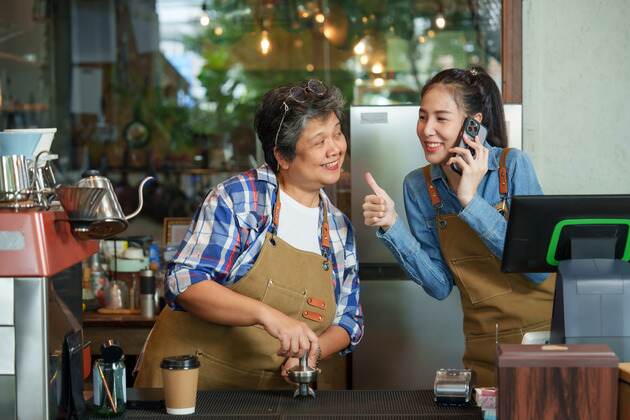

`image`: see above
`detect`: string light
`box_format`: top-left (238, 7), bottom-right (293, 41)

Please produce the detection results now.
top-left (214, 26), bottom-right (223, 36)
top-left (298, 5), bottom-right (310, 19)
top-left (200, 1), bottom-right (210, 26)
top-left (353, 40), bottom-right (366, 55)
top-left (371, 62), bottom-right (383, 74)
top-left (260, 30), bottom-right (271, 55)
top-left (373, 77), bottom-right (385, 87)
top-left (435, 13), bottom-right (446, 29)
top-left (359, 55), bottom-right (369, 65)
top-left (315, 13), bottom-right (325, 24)
top-left (323, 26), bottom-right (334, 40)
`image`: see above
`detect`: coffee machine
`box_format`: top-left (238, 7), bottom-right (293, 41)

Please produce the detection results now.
top-left (0, 129), bottom-right (98, 419)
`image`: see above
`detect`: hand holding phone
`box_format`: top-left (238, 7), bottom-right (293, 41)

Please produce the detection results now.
top-left (450, 117), bottom-right (488, 175)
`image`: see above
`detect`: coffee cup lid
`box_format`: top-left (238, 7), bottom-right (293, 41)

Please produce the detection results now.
top-left (160, 355), bottom-right (200, 370)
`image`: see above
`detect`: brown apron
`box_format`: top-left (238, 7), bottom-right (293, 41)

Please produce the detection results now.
top-left (423, 149), bottom-right (555, 387)
top-left (134, 192), bottom-right (337, 390)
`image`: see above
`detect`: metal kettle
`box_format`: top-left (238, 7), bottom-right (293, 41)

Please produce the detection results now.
top-left (74, 170), bottom-right (154, 239)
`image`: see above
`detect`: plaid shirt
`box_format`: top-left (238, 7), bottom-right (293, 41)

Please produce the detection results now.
top-left (165, 164), bottom-right (364, 353)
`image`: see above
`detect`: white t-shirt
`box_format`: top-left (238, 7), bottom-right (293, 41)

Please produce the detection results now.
top-left (276, 188), bottom-right (321, 255)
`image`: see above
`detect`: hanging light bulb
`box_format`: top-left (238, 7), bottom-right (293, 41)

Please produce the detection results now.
top-left (373, 77), bottom-right (385, 87)
top-left (435, 13), bottom-right (446, 29)
top-left (200, 1), bottom-right (210, 26)
top-left (323, 26), bottom-right (334, 40)
top-left (359, 54), bottom-right (369, 65)
top-left (214, 26), bottom-right (224, 36)
top-left (315, 13), bottom-right (325, 24)
top-left (371, 62), bottom-right (384, 74)
top-left (298, 4), bottom-right (310, 19)
top-left (353, 40), bottom-right (366, 55)
top-left (260, 30), bottom-right (271, 55)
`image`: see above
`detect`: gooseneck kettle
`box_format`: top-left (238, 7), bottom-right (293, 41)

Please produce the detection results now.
top-left (57, 170), bottom-right (154, 239)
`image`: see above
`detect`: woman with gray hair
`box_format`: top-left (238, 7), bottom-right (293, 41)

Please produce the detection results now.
top-left (135, 80), bottom-right (364, 390)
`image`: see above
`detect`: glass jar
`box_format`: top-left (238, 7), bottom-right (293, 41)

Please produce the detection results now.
top-left (92, 358), bottom-right (126, 416)
top-left (104, 280), bottom-right (128, 309)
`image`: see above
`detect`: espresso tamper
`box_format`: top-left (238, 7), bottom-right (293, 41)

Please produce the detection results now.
top-left (288, 353), bottom-right (318, 398)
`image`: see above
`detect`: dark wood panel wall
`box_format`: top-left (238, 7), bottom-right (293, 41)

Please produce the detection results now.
top-left (502, 0), bottom-right (523, 103)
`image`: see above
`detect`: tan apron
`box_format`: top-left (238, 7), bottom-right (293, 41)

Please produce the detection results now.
top-left (423, 149), bottom-right (555, 387)
top-left (134, 192), bottom-right (337, 390)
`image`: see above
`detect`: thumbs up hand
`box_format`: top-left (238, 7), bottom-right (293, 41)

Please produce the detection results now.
top-left (363, 172), bottom-right (397, 231)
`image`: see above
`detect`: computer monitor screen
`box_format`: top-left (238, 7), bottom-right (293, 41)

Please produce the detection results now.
top-left (501, 195), bottom-right (630, 273)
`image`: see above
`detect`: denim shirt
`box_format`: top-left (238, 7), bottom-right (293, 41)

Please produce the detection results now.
top-left (377, 143), bottom-right (548, 300)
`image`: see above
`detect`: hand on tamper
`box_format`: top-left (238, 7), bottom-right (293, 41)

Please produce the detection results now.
top-left (288, 353), bottom-right (319, 398)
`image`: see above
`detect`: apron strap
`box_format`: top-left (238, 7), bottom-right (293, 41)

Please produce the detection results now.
top-left (423, 166), bottom-right (447, 229)
top-left (498, 148), bottom-right (511, 215)
top-left (499, 148), bottom-right (511, 197)
top-left (271, 189), bottom-right (331, 257)
top-left (321, 196), bottom-right (330, 250)
top-left (422, 165), bottom-right (442, 209)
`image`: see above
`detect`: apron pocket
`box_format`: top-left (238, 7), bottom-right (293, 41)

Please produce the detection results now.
top-left (196, 350), bottom-right (265, 390)
top-left (261, 279), bottom-right (306, 319)
top-left (464, 327), bottom-right (526, 366)
top-left (451, 256), bottom-right (512, 305)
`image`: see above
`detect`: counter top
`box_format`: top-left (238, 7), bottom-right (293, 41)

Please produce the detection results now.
top-left (89, 389), bottom-right (483, 419)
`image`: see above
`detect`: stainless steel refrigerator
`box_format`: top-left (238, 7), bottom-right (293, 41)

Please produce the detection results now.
top-left (349, 105), bottom-right (465, 389)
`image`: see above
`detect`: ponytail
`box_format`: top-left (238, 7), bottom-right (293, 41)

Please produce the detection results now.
top-left (420, 67), bottom-right (508, 148)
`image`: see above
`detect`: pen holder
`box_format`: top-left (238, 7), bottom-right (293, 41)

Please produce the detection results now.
top-left (92, 358), bottom-right (126, 416)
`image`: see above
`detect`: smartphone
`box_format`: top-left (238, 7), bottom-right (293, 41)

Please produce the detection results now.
top-left (450, 117), bottom-right (488, 175)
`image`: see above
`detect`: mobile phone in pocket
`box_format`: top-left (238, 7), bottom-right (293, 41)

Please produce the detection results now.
top-left (450, 117), bottom-right (488, 175)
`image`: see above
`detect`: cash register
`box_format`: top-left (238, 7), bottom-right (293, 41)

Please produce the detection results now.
top-left (502, 194), bottom-right (630, 360)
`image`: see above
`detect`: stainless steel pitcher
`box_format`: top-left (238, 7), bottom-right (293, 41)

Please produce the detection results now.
top-left (0, 154), bottom-right (31, 201)
top-left (66, 170), bottom-right (154, 239)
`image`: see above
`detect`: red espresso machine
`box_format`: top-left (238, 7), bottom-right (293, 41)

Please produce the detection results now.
top-left (0, 129), bottom-right (97, 419)
top-left (0, 209), bottom-right (98, 419)
top-left (0, 128), bottom-right (152, 418)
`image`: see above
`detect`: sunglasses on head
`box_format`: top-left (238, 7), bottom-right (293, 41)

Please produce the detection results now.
top-left (273, 79), bottom-right (327, 149)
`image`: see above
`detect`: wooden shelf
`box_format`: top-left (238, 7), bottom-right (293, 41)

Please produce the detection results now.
top-left (0, 51), bottom-right (43, 66)
top-left (83, 311), bottom-right (156, 328)
top-left (0, 103), bottom-right (49, 112)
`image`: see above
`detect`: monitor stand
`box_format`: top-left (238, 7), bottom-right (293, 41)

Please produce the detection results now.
top-left (550, 257), bottom-right (630, 361)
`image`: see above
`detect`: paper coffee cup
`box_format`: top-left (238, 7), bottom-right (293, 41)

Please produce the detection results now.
top-left (161, 355), bottom-right (200, 415)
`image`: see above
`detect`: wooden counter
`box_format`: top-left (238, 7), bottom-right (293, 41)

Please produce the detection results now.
top-left (83, 312), bottom-right (155, 355)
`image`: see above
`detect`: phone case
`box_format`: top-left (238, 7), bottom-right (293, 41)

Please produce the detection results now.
top-left (451, 118), bottom-right (488, 174)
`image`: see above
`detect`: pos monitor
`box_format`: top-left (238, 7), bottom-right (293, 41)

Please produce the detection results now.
top-left (502, 195), bottom-right (630, 360)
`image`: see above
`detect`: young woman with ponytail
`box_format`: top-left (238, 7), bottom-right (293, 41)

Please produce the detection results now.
top-left (362, 67), bottom-right (555, 387)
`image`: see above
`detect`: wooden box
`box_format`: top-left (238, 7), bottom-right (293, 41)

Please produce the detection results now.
top-left (497, 344), bottom-right (618, 420)
top-left (620, 363), bottom-right (630, 420)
